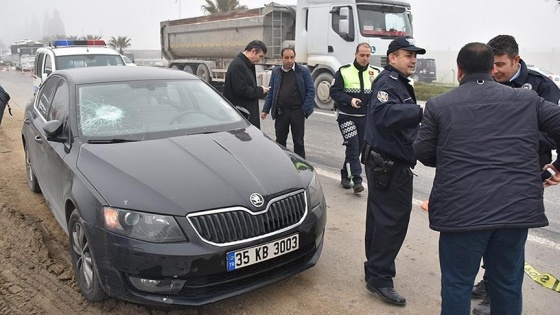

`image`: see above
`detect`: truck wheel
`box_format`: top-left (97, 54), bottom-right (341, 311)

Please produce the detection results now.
top-left (196, 64), bottom-right (212, 83)
top-left (171, 65), bottom-right (181, 70)
top-left (314, 72), bottom-right (335, 110)
top-left (183, 65), bottom-right (194, 74)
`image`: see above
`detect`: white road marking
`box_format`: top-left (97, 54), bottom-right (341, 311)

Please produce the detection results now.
top-left (315, 166), bottom-right (559, 250)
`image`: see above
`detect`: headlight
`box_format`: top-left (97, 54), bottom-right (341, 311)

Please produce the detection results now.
top-left (308, 171), bottom-right (324, 208)
top-left (103, 207), bottom-right (187, 243)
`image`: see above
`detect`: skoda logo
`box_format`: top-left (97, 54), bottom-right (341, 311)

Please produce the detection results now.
top-left (250, 193), bottom-right (264, 207)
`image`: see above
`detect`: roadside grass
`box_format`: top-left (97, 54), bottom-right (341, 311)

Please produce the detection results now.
top-left (415, 82), bottom-right (457, 101)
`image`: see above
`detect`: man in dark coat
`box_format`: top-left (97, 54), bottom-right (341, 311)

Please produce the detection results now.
top-left (470, 34), bottom-right (560, 315)
top-left (223, 40), bottom-right (269, 129)
top-left (414, 42), bottom-right (560, 315)
top-left (0, 83), bottom-right (11, 125)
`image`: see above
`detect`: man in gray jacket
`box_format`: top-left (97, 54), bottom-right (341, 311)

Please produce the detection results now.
top-left (414, 42), bottom-right (560, 315)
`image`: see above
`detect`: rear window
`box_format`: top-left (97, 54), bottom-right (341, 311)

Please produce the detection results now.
top-left (56, 54), bottom-right (125, 69)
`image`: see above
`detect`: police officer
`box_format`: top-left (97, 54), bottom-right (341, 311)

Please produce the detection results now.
top-left (362, 37), bottom-right (425, 306)
top-left (330, 42), bottom-right (380, 193)
top-left (470, 34), bottom-right (560, 315)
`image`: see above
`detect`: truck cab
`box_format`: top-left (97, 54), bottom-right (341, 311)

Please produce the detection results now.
top-left (296, 0), bottom-right (413, 109)
top-left (33, 40), bottom-right (126, 94)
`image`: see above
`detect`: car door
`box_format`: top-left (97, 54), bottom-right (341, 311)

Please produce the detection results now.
top-left (24, 76), bottom-right (60, 190)
top-left (41, 79), bottom-right (73, 220)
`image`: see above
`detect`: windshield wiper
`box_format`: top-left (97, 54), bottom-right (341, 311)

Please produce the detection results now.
top-left (87, 138), bottom-right (141, 143)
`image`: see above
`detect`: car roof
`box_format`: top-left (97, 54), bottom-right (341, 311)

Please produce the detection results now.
top-left (37, 46), bottom-right (121, 57)
top-left (54, 66), bottom-right (198, 85)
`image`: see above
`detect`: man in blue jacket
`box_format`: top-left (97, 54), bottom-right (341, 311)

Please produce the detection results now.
top-left (261, 47), bottom-right (314, 158)
top-left (414, 42), bottom-right (560, 315)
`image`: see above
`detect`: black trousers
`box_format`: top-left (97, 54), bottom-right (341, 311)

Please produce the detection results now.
top-left (364, 164), bottom-right (413, 288)
top-left (275, 108), bottom-right (306, 158)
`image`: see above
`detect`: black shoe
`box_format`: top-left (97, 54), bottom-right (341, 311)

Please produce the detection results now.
top-left (471, 279), bottom-right (487, 299)
top-left (353, 183), bottom-right (364, 194)
top-left (472, 295), bottom-right (490, 315)
top-left (366, 284), bottom-right (406, 306)
top-left (341, 178), bottom-right (352, 189)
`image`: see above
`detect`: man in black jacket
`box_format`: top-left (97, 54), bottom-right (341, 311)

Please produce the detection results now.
top-left (223, 40), bottom-right (269, 129)
top-left (362, 37), bottom-right (424, 306)
top-left (0, 83), bottom-right (11, 125)
top-left (470, 34), bottom-right (560, 315)
top-left (414, 42), bottom-right (560, 315)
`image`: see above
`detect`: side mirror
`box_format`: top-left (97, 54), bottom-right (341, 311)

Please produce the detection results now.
top-left (43, 120), bottom-right (66, 142)
top-left (236, 106), bottom-right (250, 120)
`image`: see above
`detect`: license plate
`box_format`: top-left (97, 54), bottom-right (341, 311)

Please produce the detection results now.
top-left (226, 234), bottom-right (299, 271)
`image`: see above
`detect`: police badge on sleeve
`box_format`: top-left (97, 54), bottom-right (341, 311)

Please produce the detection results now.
top-left (377, 91), bottom-right (389, 103)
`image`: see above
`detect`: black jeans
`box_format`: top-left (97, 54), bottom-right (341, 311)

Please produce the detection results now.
top-left (275, 108), bottom-right (306, 158)
top-left (364, 164), bottom-right (413, 287)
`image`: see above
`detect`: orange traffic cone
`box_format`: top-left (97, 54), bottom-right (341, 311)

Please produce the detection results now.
top-left (420, 200), bottom-right (429, 212)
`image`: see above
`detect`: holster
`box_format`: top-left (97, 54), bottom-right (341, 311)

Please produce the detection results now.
top-left (362, 144), bottom-right (394, 191)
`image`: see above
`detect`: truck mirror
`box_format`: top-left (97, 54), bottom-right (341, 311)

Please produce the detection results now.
top-left (339, 7), bottom-right (349, 18)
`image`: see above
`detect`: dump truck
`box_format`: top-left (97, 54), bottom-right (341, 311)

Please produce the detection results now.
top-left (160, 0), bottom-right (414, 110)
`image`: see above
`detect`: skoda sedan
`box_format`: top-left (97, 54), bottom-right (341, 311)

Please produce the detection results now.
top-left (21, 66), bottom-right (326, 306)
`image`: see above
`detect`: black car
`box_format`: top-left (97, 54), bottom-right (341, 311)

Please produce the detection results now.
top-left (21, 66), bottom-right (327, 306)
top-left (412, 58), bottom-right (436, 83)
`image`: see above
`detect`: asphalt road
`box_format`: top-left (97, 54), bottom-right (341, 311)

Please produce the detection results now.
top-left (1, 68), bottom-right (559, 314)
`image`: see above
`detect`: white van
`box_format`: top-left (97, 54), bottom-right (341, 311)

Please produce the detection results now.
top-left (33, 40), bottom-right (126, 93)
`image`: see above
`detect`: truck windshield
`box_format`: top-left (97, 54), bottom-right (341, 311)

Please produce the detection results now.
top-left (357, 4), bottom-right (412, 38)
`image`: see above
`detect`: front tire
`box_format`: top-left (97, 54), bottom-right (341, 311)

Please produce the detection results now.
top-left (68, 209), bottom-right (107, 302)
top-left (24, 144), bottom-right (41, 193)
top-left (313, 72), bottom-right (335, 110)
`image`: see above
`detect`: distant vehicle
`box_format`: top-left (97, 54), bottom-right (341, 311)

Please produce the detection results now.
top-left (33, 39), bottom-right (127, 93)
top-left (10, 39), bottom-right (43, 71)
top-left (0, 54), bottom-right (14, 67)
top-left (21, 66), bottom-right (326, 306)
top-left (412, 58), bottom-right (436, 83)
top-left (121, 54), bottom-right (137, 66)
top-left (161, 0), bottom-right (416, 110)
top-left (527, 65), bottom-right (560, 88)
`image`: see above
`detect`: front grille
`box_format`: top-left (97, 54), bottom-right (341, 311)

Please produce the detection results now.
top-left (188, 190), bottom-right (307, 245)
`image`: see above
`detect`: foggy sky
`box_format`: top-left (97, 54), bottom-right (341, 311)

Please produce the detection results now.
top-left (1, 0), bottom-right (559, 53)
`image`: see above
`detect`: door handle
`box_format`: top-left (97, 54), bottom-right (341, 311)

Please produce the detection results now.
top-left (34, 135), bottom-right (42, 144)
top-left (24, 118), bottom-right (30, 124)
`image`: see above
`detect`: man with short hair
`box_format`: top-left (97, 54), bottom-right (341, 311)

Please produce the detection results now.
top-left (330, 42), bottom-right (380, 193)
top-left (470, 35), bottom-right (560, 315)
top-left (223, 40), bottom-right (270, 129)
top-left (362, 37), bottom-right (425, 306)
top-left (261, 47), bottom-right (315, 158)
top-left (414, 42), bottom-right (560, 315)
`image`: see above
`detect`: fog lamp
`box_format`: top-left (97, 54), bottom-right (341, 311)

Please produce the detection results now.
top-left (128, 276), bottom-right (186, 295)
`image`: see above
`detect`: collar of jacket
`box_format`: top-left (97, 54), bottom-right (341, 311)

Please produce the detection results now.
top-left (353, 59), bottom-right (369, 72)
top-left (383, 64), bottom-right (409, 84)
top-left (239, 52), bottom-right (254, 68)
top-left (459, 72), bottom-right (494, 85)
top-left (509, 59), bottom-right (530, 87)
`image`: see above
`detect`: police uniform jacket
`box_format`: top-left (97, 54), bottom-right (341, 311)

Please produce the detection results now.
top-left (414, 72), bottom-right (560, 232)
top-left (506, 59), bottom-right (560, 164)
top-left (330, 60), bottom-right (379, 116)
top-left (262, 63), bottom-right (315, 120)
top-left (364, 65), bottom-right (423, 166)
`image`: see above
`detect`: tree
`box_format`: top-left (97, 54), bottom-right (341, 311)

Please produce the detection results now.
top-left (201, 0), bottom-right (248, 15)
top-left (108, 36), bottom-right (131, 54)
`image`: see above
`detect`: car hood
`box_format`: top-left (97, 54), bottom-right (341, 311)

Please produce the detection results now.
top-left (76, 128), bottom-right (310, 215)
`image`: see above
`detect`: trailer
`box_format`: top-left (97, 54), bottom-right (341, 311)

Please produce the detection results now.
top-left (161, 0), bottom-right (414, 110)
